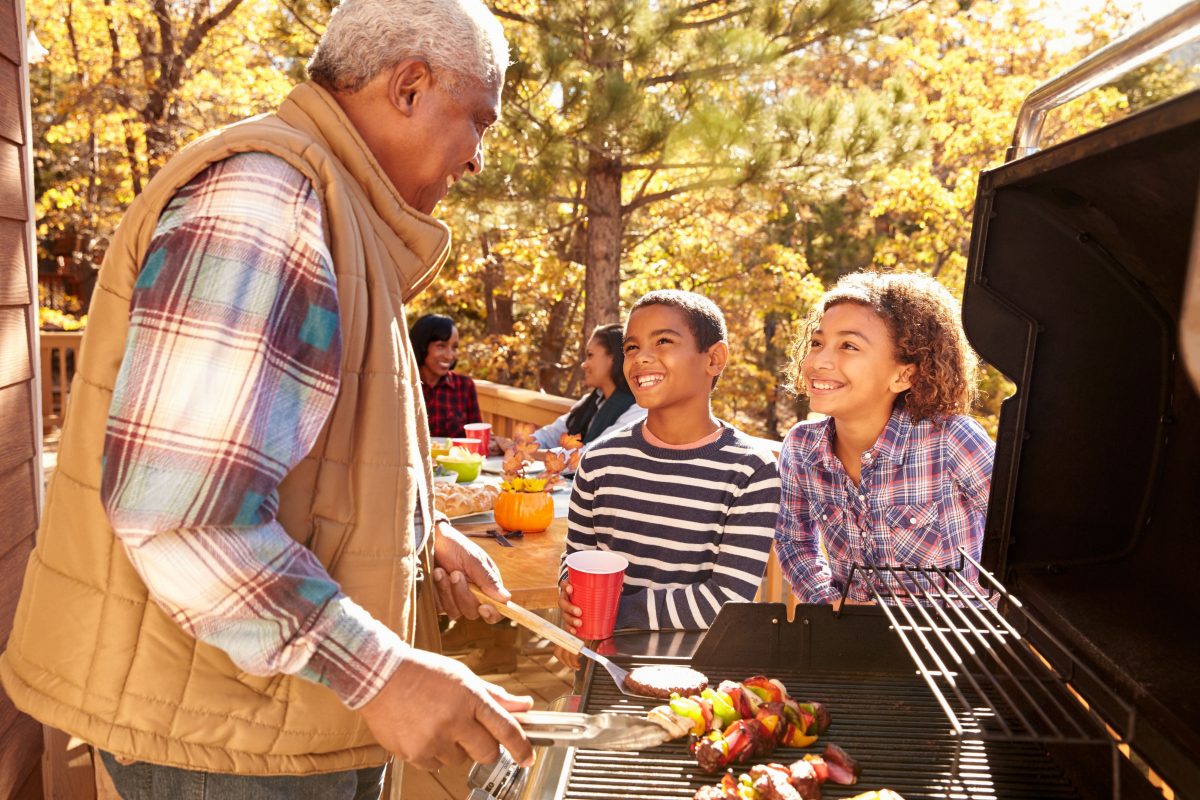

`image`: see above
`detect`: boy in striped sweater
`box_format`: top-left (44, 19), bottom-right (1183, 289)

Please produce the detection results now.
top-left (556, 291), bottom-right (781, 662)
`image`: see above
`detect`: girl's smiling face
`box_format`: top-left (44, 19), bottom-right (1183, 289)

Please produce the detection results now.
top-left (803, 302), bottom-right (913, 425)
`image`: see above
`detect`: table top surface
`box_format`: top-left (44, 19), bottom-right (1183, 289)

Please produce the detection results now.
top-left (448, 474), bottom-right (569, 610)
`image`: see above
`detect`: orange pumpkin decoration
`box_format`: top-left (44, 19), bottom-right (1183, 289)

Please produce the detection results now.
top-left (493, 490), bottom-right (554, 533)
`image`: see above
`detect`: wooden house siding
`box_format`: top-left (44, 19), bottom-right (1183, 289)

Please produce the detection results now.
top-left (0, 0), bottom-right (44, 794)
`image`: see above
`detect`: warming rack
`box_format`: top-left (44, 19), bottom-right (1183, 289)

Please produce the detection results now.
top-left (840, 547), bottom-right (1136, 790)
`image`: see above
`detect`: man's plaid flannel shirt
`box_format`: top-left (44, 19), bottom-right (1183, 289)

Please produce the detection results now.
top-left (101, 153), bottom-right (408, 710)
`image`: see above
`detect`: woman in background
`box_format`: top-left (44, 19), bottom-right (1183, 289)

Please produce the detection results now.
top-left (411, 313), bottom-right (481, 438)
top-left (494, 323), bottom-right (644, 455)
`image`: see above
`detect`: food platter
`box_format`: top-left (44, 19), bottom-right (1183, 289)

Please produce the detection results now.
top-left (481, 456), bottom-right (545, 475)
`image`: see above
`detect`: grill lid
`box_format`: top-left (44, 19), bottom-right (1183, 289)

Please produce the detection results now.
top-left (961, 89), bottom-right (1200, 795)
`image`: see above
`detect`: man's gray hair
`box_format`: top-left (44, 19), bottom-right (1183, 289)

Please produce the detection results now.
top-left (308, 0), bottom-right (509, 94)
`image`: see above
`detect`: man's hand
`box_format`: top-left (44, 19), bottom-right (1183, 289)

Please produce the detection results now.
top-left (553, 580), bottom-right (583, 669)
top-left (359, 648), bottom-right (534, 771)
top-left (432, 521), bottom-right (506, 623)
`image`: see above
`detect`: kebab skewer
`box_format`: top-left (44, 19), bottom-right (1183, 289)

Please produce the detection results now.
top-left (642, 675), bottom-right (833, 772)
top-left (693, 743), bottom-right (866, 800)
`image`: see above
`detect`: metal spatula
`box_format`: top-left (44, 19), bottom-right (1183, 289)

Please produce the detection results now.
top-left (513, 710), bottom-right (672, 751)
top-left (468, 586), bottom-right (656, 701)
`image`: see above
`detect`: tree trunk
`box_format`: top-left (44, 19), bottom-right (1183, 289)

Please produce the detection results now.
top-left (123, 120), bottom-right (143, 196)
top-left (538, 285), bottom-right (579, 395)
top-left (583, 149), bottom-right (623, 341)
top-left (480, 235), bottom-right (514, 335)
top-left (763, 311), bottom-right (782, 440)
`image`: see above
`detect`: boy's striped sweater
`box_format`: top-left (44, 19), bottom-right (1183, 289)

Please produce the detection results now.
top-left (561, 421), bottom-right (781, 630)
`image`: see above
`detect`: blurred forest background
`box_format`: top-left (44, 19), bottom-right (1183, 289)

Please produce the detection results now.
top-left (28, 0), bottom-right (1199, 437)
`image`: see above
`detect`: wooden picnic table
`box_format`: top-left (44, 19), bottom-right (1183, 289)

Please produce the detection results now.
top-left (454, 505), bottom-right (568, 611)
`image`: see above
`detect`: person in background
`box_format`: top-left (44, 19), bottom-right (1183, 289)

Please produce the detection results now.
top-left (493, 323), bottom-right (645, 456)
top-left (0, 1), bottom-right (533, 796)
top-left (554, 291), bottom-right (781, 667)
top-left (774, 271), bottom-right (994, 607)
top-left (412, 312), bottom-right (483, 439)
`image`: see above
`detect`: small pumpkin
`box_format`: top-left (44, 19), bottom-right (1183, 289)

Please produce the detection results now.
top-left (493, 490), bottom-right (554, 533)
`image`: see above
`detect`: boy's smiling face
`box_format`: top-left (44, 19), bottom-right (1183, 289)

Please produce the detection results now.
top-left (803, 302), bottom-right (913, 425)
top-left (623, 304), bottom-right (726, 414)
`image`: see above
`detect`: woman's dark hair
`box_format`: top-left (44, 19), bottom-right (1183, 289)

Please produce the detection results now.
top-left (565, 323), bottom-right (630, 436)
top-left (410, 314), bottom-right (458, 369)
top-left (590, 322), bottom-right (631, 395)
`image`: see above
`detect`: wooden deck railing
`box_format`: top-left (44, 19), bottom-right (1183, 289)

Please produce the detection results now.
top-left (39, 330), bottom-right (83, 434)
top-left (474, 378), bottom-right (575, 435)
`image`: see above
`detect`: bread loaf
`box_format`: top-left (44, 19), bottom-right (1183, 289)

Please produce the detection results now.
top-left (434, 483), bottom-right (500, 517)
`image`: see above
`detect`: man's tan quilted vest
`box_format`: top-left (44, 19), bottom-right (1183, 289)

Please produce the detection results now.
top-left (0, 82), bottom-right (448, 774)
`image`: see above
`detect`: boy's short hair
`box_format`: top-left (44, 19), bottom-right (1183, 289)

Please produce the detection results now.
top-left (629, 290), bottom-right (727, 351)
top-left (788, 271), bottom-right (979, 420)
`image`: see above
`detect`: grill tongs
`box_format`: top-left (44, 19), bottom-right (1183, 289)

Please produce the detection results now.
top-left (514, 710), bottom-right (672, 751)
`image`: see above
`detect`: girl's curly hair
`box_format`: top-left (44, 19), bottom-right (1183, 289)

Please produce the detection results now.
top-left (786, 271), bottom-right (979, 421)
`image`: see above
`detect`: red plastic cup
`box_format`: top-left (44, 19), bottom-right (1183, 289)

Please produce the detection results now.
top-left (451, 436), bottom-right (484, 456)
top-left (463, 422), bottom-right (492, 454)
top-left (566, 550), bottom-right (628, 640)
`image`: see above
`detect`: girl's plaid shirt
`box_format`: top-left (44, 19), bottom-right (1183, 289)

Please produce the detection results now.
top-left (774, 408), bottom-right (994, 604)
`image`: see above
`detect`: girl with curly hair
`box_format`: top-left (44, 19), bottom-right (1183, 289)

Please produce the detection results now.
top-left (774, 271), bottom-right (995, 605)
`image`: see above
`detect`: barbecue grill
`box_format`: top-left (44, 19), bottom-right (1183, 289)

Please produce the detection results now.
top-left (492, 10), bottom-right (1200, 800)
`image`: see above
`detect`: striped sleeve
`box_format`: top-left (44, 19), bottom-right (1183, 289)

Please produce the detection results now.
top-left (561, 457), bottom-right (599, 583)
top-left (100, 153), bottom-right (405, 710)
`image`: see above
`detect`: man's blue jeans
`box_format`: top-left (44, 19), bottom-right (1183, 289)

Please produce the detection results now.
top-left (99, 751), bottom-right (386, 800)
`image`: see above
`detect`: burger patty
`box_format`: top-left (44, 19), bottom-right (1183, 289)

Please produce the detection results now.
top-left (624, 665), bottom-right (709, 699)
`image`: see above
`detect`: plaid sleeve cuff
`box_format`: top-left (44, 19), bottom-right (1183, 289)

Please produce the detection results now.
top-left (296, 597), bottom-right (409, 710)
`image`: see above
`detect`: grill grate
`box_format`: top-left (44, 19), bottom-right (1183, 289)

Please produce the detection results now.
top-left (843, 547), bottom-right (1133, 747)
top-left (568, 667), bottom-right (1083, 800)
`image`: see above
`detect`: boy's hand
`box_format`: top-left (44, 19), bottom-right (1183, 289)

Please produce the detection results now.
top-left (553, 644), bottom-right (582, 670)
top-left (557, 580), bottom-right (583, 633)
top-left (553, 580), bottom-right (585, 669)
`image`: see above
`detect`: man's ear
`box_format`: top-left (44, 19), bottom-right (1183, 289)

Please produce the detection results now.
top-left (706, 341), bottom-right (730, 378)
top-left (891, 364), bottom-right (915, 394)
top-left (387, 59), bottom-right (433, 117)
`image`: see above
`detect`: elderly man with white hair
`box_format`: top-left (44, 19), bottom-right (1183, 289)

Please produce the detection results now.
top-left (0, 1), bottom-right (532, 797)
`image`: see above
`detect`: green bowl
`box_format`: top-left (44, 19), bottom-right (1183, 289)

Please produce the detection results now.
top-left (436, 456), bottom-right (481, 483)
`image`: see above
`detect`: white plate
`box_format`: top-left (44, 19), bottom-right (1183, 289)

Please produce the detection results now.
top-left (482, 456), bottom-right (545, 475)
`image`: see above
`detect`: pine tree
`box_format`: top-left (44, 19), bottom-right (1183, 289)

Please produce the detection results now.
top-left (469, 0), bottom-right (921, 342)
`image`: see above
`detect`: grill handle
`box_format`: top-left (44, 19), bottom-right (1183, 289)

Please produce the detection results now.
top-left (1008, 0), bottom-right (1200, 161)
top-left (469, 585), bottom-right (586, 654)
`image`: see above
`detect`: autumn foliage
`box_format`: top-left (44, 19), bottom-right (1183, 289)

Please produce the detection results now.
top-left (28, 0), bottom-right (1194, 438)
